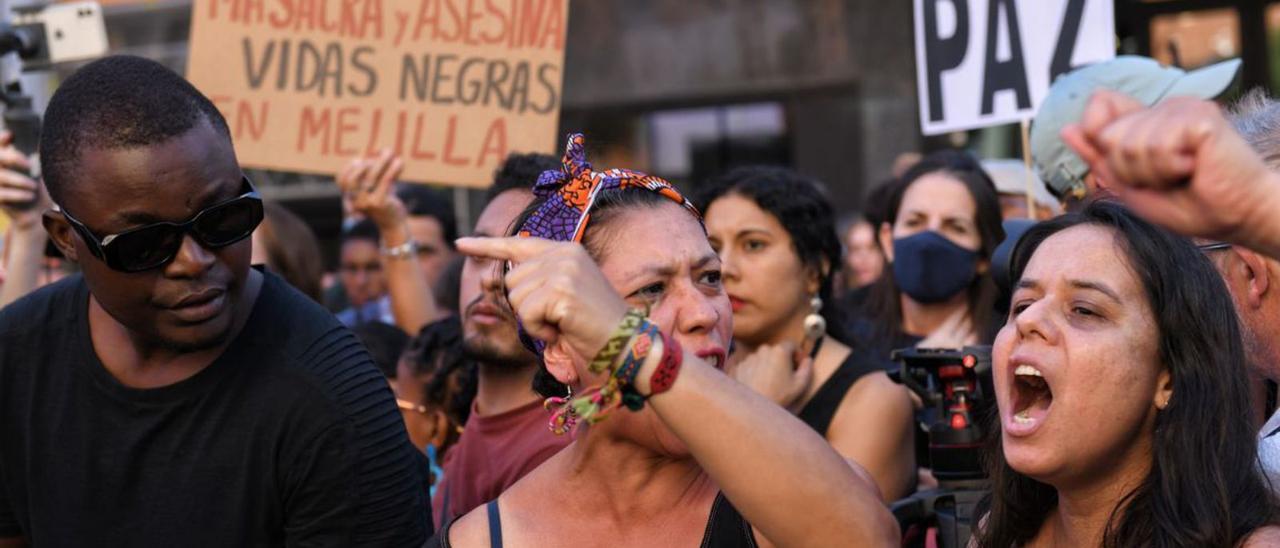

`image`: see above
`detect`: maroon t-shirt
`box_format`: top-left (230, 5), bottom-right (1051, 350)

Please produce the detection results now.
top-left (432, 398), bottom-right (572, 526)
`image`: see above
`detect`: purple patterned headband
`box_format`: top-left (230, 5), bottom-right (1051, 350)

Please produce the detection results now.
top-left (513, 133), bottom-right (701, 354)
top-left (517, 133), bottom-right (699, 242)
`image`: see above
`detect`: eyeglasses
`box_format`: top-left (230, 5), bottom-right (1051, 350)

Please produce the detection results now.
top-left (61, 176), bottom-right (264, 272)
top-left (1198, 242), bottom-right (1233, 253)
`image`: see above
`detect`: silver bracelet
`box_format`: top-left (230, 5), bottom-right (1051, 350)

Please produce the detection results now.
top-left (381, 239), bottom-right (419, 259)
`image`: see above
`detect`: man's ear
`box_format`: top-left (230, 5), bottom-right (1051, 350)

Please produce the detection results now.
top-left (1233, 248), bottom-right (1271, 310)
top-left (42, 210), bottom-right (78, 263)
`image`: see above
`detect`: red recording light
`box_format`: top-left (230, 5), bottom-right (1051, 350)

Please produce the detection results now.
top-left (963, 354), bottom-right (976, 368)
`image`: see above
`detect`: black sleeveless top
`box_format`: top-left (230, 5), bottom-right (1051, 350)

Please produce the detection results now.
top-left (796, 351), bottom-right (881, 435)
top-left (426, 492), bottom-right (757, 547)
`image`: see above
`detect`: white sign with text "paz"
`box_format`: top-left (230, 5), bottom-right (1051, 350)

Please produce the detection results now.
top-left (914, 0), bottom-right (1115, 135)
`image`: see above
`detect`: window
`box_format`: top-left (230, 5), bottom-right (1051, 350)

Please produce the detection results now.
top-left (1149, 8), bottom-right (1240, 70)
top-left (647, 103), bottom-right (787, 185)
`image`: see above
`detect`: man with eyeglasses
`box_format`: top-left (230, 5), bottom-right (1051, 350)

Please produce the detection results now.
top-left (1199, 92), bottom-right (1280, 495)
top-left (0, 56), bottom-right (429, 546)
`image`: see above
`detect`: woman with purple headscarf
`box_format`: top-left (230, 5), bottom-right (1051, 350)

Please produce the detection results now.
top-left (427, 134), bottom-right (897, 547)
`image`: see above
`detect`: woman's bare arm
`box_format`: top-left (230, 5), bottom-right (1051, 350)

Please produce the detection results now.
top-left (640, 346), bottom-right (901, 547)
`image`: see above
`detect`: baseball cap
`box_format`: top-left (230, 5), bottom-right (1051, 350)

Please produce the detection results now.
top-left (1030, 56), bottom-right (1241, 200)
top-left (980, 159), bottom-right (1060, 210)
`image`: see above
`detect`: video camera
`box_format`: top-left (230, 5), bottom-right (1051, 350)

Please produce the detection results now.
top-left (888, 218), bottom-right (1040, 547)
top-left (895, 346), bottom-right (992, 481)
top-left (0, 1), bottom-right (106, 211)
top-left (890, 346), bottom-right (992, 548)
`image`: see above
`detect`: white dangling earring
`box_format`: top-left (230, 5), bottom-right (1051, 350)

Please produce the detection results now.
top-left (803, 295), bottom-right (826, 341)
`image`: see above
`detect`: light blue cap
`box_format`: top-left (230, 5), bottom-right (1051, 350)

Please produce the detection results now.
top-left (1030, 56), bottom-right (1241, 200)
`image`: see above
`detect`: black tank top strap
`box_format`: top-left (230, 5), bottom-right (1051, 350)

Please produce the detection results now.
top-left (425, 516), bottom-right (454, 548)
top-left (486, 500), bottom-right (504, 548)
top-left (701, 492), bottom-right (759, 548)
top-left (431, 493), bottom-right (755, 547)
top-left (797, 350), bottom-right (882, 436)
top-left (422, 499), bottom-right (502, 548)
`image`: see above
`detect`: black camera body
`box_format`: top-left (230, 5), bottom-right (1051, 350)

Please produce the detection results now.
top-left (893, 346), bottom-right (993, 481)
top-left (891, 346), bottom-right (994, 548)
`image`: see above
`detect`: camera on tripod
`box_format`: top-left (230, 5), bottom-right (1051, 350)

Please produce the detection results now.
top-left (895, 346), bottom-right (992, 481)
top-left (890, 345), bottom-right (994, 548)
top-left (884, 219), bottom-right (1037, 547)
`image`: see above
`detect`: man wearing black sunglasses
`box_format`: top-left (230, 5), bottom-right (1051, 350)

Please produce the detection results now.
top-left (0, 56), bottom-right (429, 546)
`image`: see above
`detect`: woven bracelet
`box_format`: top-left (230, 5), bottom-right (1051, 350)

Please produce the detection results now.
top-left (589, 309), bottom-right (645, 374)
top-left (615, 320), bottom-right (660, 411)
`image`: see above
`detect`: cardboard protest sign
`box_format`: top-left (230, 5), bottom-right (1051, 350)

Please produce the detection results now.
top-left (914, 0), bottom-right (1114, 135)
top-left (187, 0), bottom-right (568, 188)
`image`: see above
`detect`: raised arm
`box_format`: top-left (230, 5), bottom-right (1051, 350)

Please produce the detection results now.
top-left (1063, 91), bottom-right (1280, 261)
top-left (0, 133), bottom-right (48, 308)
top-left (337, 151), bottom-right (439, 333)
top-left (638, 342), bottom-right (900, 546)
top-left (730, 344), bottom-right (916, 502)
top-left (456, 236), bottom-right (900, 548)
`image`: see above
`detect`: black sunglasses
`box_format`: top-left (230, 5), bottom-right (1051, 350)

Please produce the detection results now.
top-left (61, 176), bottom-right (264, 272)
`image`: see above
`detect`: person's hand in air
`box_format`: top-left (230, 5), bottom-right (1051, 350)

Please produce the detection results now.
top-left (337, 149), bottom-right (409, 236)
top-left (1063, 91), bottom-right (1280, 256)
top-left (0, 130), bottom-right (48, 230)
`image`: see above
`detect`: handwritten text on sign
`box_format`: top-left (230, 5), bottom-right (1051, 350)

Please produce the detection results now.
top-left (187, 0), bottom-right (568, 188)
top-left (913, 0), bottom-right (1114, 136)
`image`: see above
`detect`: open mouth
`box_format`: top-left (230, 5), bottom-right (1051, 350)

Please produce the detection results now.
top-left (1010, 364), bottom-right (1053, 431)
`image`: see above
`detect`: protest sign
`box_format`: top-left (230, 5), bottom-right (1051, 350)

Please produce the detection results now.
top-left (914, 0), bottom-right (1114, 135)
top-left (188, 0), bottom-right (568, 187)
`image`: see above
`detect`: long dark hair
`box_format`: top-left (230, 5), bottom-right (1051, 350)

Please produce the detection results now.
top-left (863, 149), bottom-right (1005, 344)
top-left (693, 165), bottom-right (849, 344)
top-left (508, 187), bottom-right (690, 398)
top-left (977, 200), bottom-right (1275, 547)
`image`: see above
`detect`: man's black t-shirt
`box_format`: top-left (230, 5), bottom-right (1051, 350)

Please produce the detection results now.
top-left (0, 270), bottom-right (431, 546)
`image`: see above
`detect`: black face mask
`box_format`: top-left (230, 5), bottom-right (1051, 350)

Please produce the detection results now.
top-left (892, 231), bottom-right (979, 304)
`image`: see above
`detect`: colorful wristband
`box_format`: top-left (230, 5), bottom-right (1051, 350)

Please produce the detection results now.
top-left (615, 321), bottom-right (659, 386)
top-left (616, 320), bottom-right (660, 411)
top-left (648, 332), bottom-right (683, 396)
top-left (590, 309), bottom-right (645, 374)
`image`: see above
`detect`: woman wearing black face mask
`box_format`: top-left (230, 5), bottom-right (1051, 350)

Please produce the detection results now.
top-left (853, 150), bottom-right (1005, 369)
